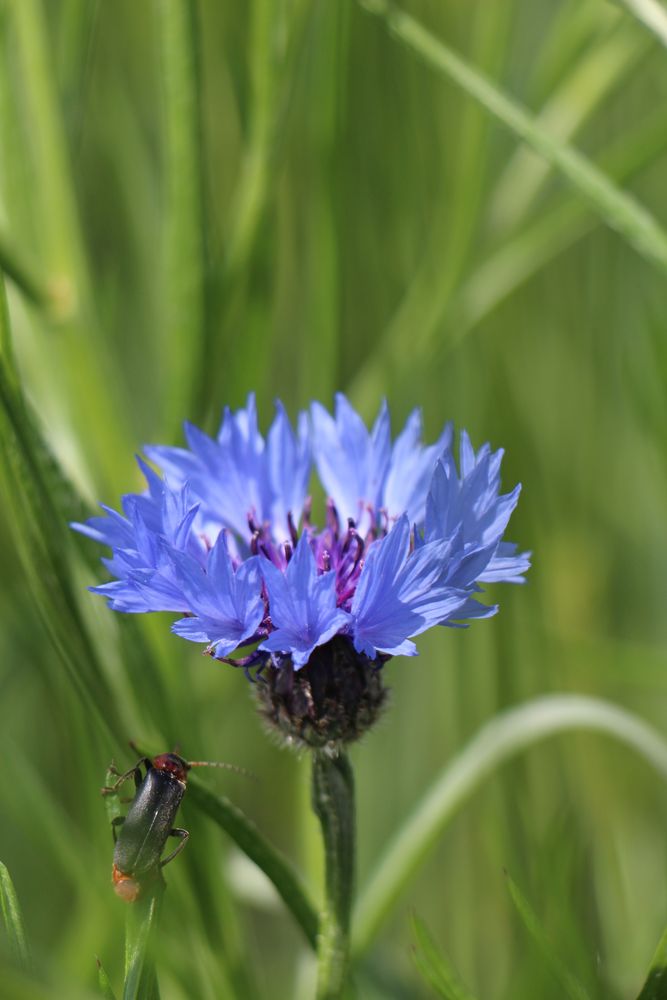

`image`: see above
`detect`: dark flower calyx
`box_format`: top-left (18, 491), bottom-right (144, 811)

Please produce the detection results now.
top-left (254, 636), bottom-right (388, 751)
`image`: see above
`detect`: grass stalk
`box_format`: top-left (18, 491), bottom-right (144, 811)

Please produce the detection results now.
top-left (352, 694), bottom-right (667, 958)
top-left (359, 0), bottom-right (667, 273)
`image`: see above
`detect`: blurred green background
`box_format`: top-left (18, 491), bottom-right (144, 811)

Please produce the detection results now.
top-left (2, 0), bottom-right (667, 997)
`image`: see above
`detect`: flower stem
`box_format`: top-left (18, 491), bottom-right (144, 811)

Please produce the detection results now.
top-left (123, 877), bottom-right (164, 1000)
top-left (312, 751), bottom-right (355, 1000)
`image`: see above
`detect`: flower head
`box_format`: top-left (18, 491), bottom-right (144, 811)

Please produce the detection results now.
top-left (73, 395), bottom-right (529, 748)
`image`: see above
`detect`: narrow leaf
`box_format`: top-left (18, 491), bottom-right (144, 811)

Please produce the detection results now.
top-left (0, 272), bottom-right (123, 742)
top-left (0, 229), bottom-right (50, 308)
top-left (0, 862), bottom-right (30, 971)
top-left (636, 925), bottom-right (667, 999)
top-left (490, 25), bottom-right (647, 233)
top-left (359, 0), bottom-right (667, 273)
top-left (448, 107), bottom-right (667, 345)
top-left (352, 695), bottom-right (667, 958)
top-left (8, 0), bottom-right (134, 484)
top-left (157, 0), bottom-right (206, 432)
top-left (123, 886), bottom-right (163, 1000)
top-left (411, 913), bottom-right (479, 1000)
top-left (187, 776), bottom-right (319, 949)
top-left (618, 0), bottom-right (667, 49)
top-left (97, 956), bottom-right (119, 1000)
top-left (505, 874), bottom-right (591, 1000)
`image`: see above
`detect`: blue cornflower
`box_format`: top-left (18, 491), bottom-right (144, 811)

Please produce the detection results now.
top-left (73, 394), bottom-right (529, 747)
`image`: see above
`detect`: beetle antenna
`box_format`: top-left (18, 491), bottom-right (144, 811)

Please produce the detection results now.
top-left (188, 760), bottom-right (256, 780)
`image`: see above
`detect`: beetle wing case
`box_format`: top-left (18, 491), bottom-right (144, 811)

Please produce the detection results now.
top-left (113, 767), bottom-right (186, 877)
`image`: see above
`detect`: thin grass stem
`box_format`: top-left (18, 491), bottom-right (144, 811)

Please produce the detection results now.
top-left (352, 694), bottom-right (667, 958)
top-left (358, 0), bottom-right (667, 272)
top-left (616, 0), bottom-right (667, 48)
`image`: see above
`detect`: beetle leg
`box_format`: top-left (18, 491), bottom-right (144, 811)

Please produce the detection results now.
top-left (101, 758), bottom-right (151, 797)
top-left (111, 815), bottom-right (125, 844)
top-left (159, 828), bottom-right (190, 868)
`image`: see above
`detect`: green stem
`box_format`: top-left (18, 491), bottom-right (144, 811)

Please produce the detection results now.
top-left (358, 0), bottom-right (667, 274)
top-left (0, 861), bottom-right (31, 972)
top-left (123, 878), bottom-right (164, 1000)
top-left (617, 0), bottom-right (667, 48)
top-left (158, 0), bottom-right (206, 434)
top-left (0, 231), bottom-right (49, 309)
top-left (312, 752), bottom-right (355, 1000)
top-left (352, 694), bottom-right (667, 958)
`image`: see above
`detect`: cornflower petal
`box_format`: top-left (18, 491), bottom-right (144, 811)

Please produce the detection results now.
top-left (312, 394), bottom-right (453, 532)
top-left (259, 536), bottom-right (351, 667)
top-left (170, 539), bottom-right (265, 656)
top-left (145, 395), bottom-right (310, 545)
top-left (311, 395), bottom-right (376, 526)
top-left (267, 404), bottom-right (311, 540)
top-left (351, 516), bottom-right (471, 658)
top-left (425, 439), bottom-right (531, 585)
top-left (383, 409), bottom-right (453, 524)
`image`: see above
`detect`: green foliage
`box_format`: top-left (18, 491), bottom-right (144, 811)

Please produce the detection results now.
top-left (186, 774), bottom-right (319, 950)
top-left (1, 0), bottom-right (667, 997)
top-left (0, 861), bottom-right (31, 972)
top-left (411, 913), bottom-right (479, 1000)
top-left (636, 926), bottom-right (667, 999)
top-left (361, 1), bottom-right (667, 274)
top-left (97, 956), bottom-right (118, 1000)
top-left (505, 873), bottom-right (592, 1000)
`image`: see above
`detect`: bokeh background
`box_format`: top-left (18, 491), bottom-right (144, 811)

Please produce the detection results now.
top-left (2, 0), bottom-right (667, 997)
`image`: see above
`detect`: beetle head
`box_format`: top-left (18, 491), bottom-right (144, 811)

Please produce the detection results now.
top-left (152, 752), bottom-right (190, 783)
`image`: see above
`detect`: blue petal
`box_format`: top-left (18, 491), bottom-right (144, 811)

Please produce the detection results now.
top-left (383, 411), bottom-right (453, 525)
top-left (259, 536), bottom-right (350, 666)
top-left (351, 517), bottom-right (424, 655)
top-left (311, 397), bottom-right (370, 526)
top-left (267, 402), bottom-right (311, 540)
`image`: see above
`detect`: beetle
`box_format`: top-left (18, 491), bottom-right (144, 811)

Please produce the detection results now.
top-left (102, 752), bottom-right (231, 902)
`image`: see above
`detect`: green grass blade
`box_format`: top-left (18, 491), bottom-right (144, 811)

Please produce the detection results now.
top-left (617, 0), bottom-right (667, 48)
top-left (0, 272), bottom-right (122, 741)
top-left (530, 0), bottom-right (619, 103)
top-left (157, 0), bottom-right (206, 433)
top-left (123, 885), bottom-right (163, 1000)
top-left (411, 914), bottom-right (479, 1000)
top-left (7, 0), bottom-right (134, 486)
top-left (187, 775), bottom-right (319, 950)
top-left (444, 106), bottom-right (667, 349)
top-left (359, 0), bottom-right (667, 273)
top-left (97, 957), bottom-right (119, 1000)
top-left (505, 874), bottom-right (591, 1000)
top-left (352, 694), bottom-right (667, 958)
top-left (490, 23), bottom-right (647, 233)
top-left (0, 862), bottom-right (30, 971)
top-left (9, 0), bottom-right (87, 292)
top-left (198, 0), bottom-right (312, 424)
top-left (0, 228), bottom-right (50, 308)
top-left (360, 0), bottom-right (513, 402)
top-left (636, 926), bottom-right (667, 998)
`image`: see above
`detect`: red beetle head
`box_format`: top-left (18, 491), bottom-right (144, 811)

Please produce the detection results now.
top-left (152, 752), bottom-right (190, 783)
